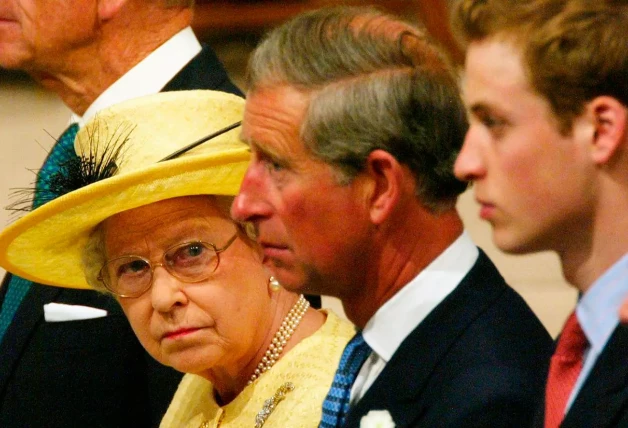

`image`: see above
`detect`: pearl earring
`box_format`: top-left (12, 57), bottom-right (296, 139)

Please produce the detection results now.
top-left (268, 276), bottom-right (281, 292)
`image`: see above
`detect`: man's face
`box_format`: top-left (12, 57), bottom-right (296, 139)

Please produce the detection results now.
top-left (231, 85), bottom-right (372, 297)
top-left (0, 0), bottom-right (96, 70)
top-left (454, 39), bottom-right (594, 255)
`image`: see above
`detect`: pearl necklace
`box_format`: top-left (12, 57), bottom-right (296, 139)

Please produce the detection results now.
top-left (248, 295), bottom-right (309, 384)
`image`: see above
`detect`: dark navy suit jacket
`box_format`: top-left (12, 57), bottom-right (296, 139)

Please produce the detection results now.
top-left (344, 250), bottom-right (554, 428)
top-left (534, 325), bottom-right (628, 427)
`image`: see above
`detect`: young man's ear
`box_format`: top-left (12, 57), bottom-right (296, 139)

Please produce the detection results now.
top-left (98, 0), bottom-right (127, 22)
top-left (586, 96), bottom-right (628, 165)
top-left (363, 150), bottom-right (405, 225)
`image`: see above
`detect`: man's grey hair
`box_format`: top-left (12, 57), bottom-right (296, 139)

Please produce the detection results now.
top-left (247, 6), bottom-right (468, 212)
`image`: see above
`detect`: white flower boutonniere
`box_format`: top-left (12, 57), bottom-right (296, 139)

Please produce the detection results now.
top-left (360, 410), bottom-right (396, 428)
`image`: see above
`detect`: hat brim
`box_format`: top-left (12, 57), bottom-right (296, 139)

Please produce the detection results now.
top-left (0, 147), bottom-right (250, 289)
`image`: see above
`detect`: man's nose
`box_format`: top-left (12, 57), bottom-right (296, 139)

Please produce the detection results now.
top-left (231, 165), bottom-right (272, 223)
top-left (454, 131), bottom-right (485, 182)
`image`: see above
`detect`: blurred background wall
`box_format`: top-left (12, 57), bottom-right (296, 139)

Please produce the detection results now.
top-left (0, 0), bottom-right (576, 336)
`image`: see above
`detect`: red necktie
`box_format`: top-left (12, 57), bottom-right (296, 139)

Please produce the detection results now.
top-left (545, 312), bottom-right (588, 428)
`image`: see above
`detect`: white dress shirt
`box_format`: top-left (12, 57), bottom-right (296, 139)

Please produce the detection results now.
top-left (350, 232), bottom-right (479, 404)
top-left (71, 27), bottom-right (202, 127)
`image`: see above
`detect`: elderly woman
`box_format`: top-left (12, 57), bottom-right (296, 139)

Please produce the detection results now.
top-left (0, 90), bottom-right (353, 427)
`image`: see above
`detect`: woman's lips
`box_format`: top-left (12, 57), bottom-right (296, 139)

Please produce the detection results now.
top-left (163, 327), bottom-right (201, 340)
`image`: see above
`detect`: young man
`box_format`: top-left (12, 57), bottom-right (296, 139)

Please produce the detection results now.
top-left (231, 6), bottom-right (552, 427)
top-left (453, 0), bottom-right (628, 426)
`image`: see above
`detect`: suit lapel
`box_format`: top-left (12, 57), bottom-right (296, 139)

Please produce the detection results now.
top-left (0, 275), bottom-right (62, 396)
top-left (345, 250), bottom-right (508, 427)
top-left (562, 325), bottom-right (628, 427)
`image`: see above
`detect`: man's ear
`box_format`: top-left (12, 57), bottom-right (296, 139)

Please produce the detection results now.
top-left (586, 96), bottom-right (627, 165)
top-left (363, 150), bottom-right (404, 225)
top-left (98, 0), bottom-right (127, 21)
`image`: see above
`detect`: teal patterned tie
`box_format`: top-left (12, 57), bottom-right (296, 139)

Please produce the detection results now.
top-left (33, 123), bottom-right (80, 208)
top-left (0, 123), bottom-right (80, 342)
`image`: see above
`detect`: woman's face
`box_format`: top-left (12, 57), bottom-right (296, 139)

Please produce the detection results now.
top-left (103, 196), bottom-right (272, 378)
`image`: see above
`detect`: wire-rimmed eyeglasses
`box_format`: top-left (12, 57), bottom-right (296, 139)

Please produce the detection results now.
top-left (98, 233), bottom-right (238, 298)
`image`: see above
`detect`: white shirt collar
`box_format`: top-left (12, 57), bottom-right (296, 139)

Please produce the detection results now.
top-left (71, 27), bottom-right (202, 126)
top-left (362, 231), bottom-right (479, 361)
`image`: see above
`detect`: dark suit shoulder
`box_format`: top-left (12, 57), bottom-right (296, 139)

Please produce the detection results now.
top-left (561, 325), bottom-right (628, 428)
top-left (162, 45), bottom-right (243, 96)
top-left (409, 251), bottom-right (552, 427)
top-left (346, 250), bottom-right (553, 428)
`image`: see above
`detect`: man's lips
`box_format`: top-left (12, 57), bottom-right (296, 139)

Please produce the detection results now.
top-left (260, 241), bottom-right (290, 257)
top-left (478, 201), bottom-right (496, 220)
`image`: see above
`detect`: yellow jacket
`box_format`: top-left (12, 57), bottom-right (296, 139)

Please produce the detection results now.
top-left (160, 310), bottom-right (354, 428)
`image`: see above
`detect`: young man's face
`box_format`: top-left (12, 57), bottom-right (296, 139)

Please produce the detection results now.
top-left (454, 38), bottom-right (595, 256)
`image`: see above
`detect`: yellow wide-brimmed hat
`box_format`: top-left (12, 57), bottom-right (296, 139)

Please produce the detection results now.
top-left (0, 90), bottom-right (249, 289)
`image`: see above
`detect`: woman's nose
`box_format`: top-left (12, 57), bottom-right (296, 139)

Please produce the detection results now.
top-left (150, 266), bottom-right (188, 312)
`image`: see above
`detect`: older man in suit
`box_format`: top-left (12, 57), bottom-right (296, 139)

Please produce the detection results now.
top-left (453, 0), bottom-right (628, 427)
top-left (0, 0), bottom-right (241, 426)
top-left (231, 6), bottom-right (553, 428)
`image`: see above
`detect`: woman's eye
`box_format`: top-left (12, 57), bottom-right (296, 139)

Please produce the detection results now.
top-left (185, 244), bottom-right (205, 258)
top-left (118, 259), bottom-right (149, 277)
top-left (169, 242), bottom-right (211, 267)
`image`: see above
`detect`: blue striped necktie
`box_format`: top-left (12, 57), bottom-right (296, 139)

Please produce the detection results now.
top-left (319, 332), bottom-right (372, 428)
top-left (0, 123), bottom-right (80, 343)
